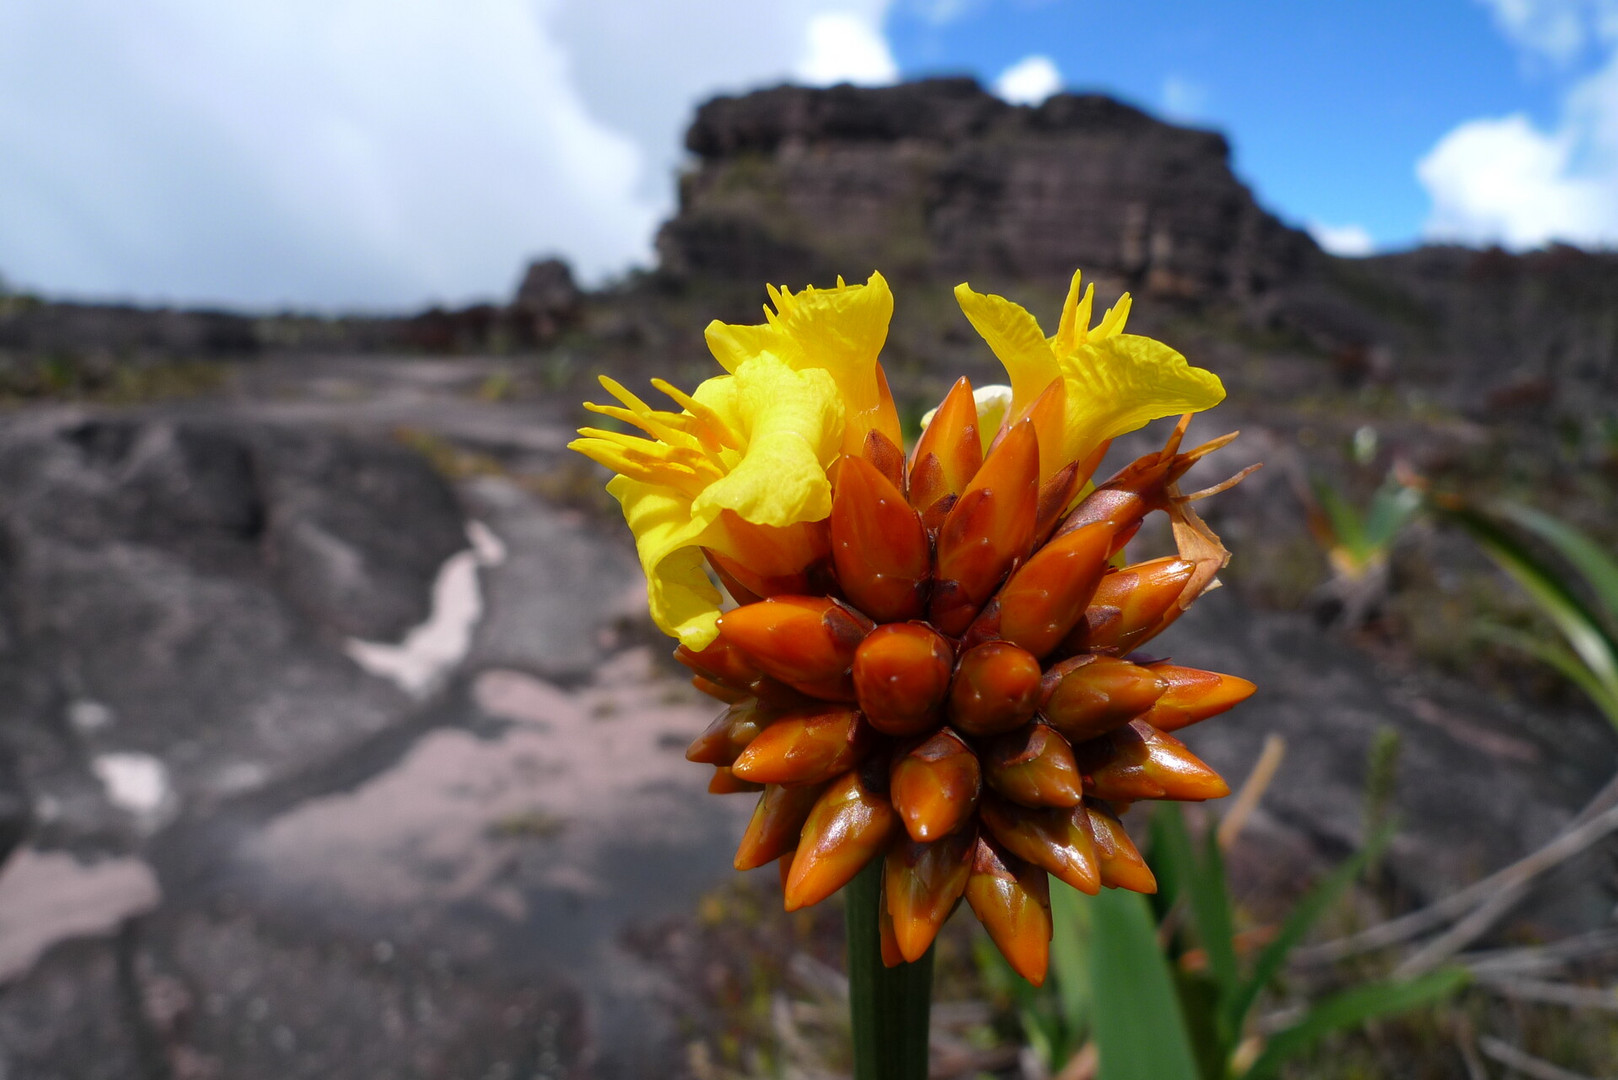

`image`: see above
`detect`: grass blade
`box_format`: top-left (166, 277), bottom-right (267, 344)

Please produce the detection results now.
top-left (1443, 504), bottom-right (1618, 694)
top-left (1049, 879), bottom-right (1095, 1060)
top-left (1224, 824), bottom-right (1394, 1037)
top-left (1239, 968), bottom-right (1469, 1080)
top-left (1477, 623), bottom-right (1618, 726)
top-left (1496, 503), bottom-right (1618, 625)
top-left (1090, 888), bottom-right (1201, 1080)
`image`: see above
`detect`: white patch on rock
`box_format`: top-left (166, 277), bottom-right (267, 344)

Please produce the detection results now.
top-left (67, 699), bottom-right (115, 733)
top-left (344, 521), bottom-right (505, 698)
top-left (0, 848), bottom-right (162, 983)
top-left (91, 752), bottom-right (174, 827)
top-left (466, 520), bottom-right (507, 566)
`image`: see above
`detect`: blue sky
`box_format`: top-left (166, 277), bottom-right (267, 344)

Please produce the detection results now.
top-left (888, 0), bottom-right (1569, 250)
top-left (1, 0), bottom-right (1615, 309)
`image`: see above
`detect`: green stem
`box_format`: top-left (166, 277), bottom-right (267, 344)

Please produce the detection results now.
top-left (845, 858), bottom-right (934, 1080)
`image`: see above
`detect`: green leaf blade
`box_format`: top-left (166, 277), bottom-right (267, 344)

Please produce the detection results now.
top-left (1239, 968), bottom-right (1469, 1080)
top-left (1091, 888), bottom-right (1201, 1080)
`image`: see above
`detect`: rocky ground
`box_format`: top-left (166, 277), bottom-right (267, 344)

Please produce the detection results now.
top-left (0, 349), bottom-right (1613, 1079)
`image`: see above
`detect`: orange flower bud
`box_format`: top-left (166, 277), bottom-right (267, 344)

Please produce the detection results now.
top-left (685, 702), bottom-right (766, 766)
top-left (884, 829), bottom-right (975, 962)
top-left (983, 723), bottom-right (1084, 808)
top-left (831, 455), bottom-right (930, 622)
top-left (890, 729), bottom-right (981, 842)
top-left (675, 637), bottom-right (763, 693)
top-left (1065, 557), bottom-right (1197, 655)
top-left (691, 674), bottom-right (750, 704)
top-left (718, 595), bottom-right (874, 701)
top-left (708, 767), bottom-right (764, 795)
top-left (735, 782), bottom-right (827, 870)
top-left (1040, 655), bottom-right (1167, 742)
top-left (930, 420), bottom-right (1039, 635)
top-left (730, 704), bottom-right (869, 785)
top-left (964, 838), bottom-right (1052, 986)
top-left (853, 623), bottom-right (954, 736)
top-left (964, 520), bottom-right (1114, 657)
top-left (979, 795), bottom-right (1100, 895)
top-left (907, 376), bottom-right (983, 528)
top-left (1077, 720), bottom-right (1230, 802)
top-left (1083, 798), bottom-right (1156, 892)
top-left (948, 641), bottom-right (1043, 737)
top-left (1137, 664), bottom-right (1257, 732)
top-left (708, 513), bottom-right (832, 600)
top-left (785, 771), bottom-right (898, 911)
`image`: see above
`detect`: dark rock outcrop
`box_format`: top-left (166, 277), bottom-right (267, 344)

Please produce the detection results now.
top-left (0, 302), bottom-right (257, 357)
top-left (659, 78), bottom-right (1319, 303)
top-left (513, 257), bottom-right (583, 343)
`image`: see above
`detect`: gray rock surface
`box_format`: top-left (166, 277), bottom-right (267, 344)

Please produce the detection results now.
top-left (1161, 588), bottom-right (1618, 928)
top-left (0, 402), bottom-right (730, 1079)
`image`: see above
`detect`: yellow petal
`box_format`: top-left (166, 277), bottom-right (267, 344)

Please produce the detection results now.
top-left (606, 475), bottom-right (725, 648)
top-left (692, 358), bottom-right (842, 528)
top-left (1059, 334), bottom-right (1226, 462)
top-left (952, 282), bottom-right (1057, 418)
top-left (706, 272), bottom-right (899, 454)
top-left (1049, 269), bottom-right (1093, 357)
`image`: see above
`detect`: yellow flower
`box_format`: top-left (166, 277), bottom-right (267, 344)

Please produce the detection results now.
top-left (954, 270), bottom-right (1226, 480)
top-left (706, 272), bottom-right (902, 457)
top-left (570, 272), bottom-right (900, 648)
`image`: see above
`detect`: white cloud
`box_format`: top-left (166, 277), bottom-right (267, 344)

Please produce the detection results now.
top-left (994, 55), bottom-right (1062, 105)
top-left (0, 0), bottom-right (899, 310)
top-left (1419, 16), bottom-right (1618, 248)
top-left (797, 11), bottom-right (900, 86)
top-left (1160, 75), bottom-right (1210, 122)
top-left (1475, 0), bottom-right (1618, 63)
top-left (1308, 221), bottom-right (1378, 257)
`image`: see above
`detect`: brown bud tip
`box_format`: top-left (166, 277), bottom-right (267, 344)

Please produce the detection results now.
top-left (885, 830), bottom-right (975, 962)
top-left (1137, 665), bottom-right (1257, 731)
top-left (708, 767), bottom-right (764, 795)
top-left (674, 638), bottom-right (762, 693)
top-left (717, 595), bottom-right (873, 701)
top-left (1076, 720), bottom-right (1230, 803)
top-left (685, 703), bottom-right (765, 766)
top-left (948, 641), bottom-right (1042, 737)
top-left (832, 455), bottom-right (930, 623)
top-left (784, 771), bottom-right (898, 911)
top-left (1052, 436), bottom-right (1184, 545)
top-left (730, 704), bottom-right (868, 785)
top-left (862, 427), bottom-right (907, 493)
top-left (983, 723), bottom-right (1084, 808)
top-left (890, 729), bottom-right (982, 843)
top-left (971, 520), bottom-right (1114, 657)
top-left (1040, 656), bottom-right (1167, 743)
top-left (735, 782), bottom-right (827, 871)
top-left (979, 795), bottom-right (1100, 895)
top-left (691, 674), bottom-right (750, 704)
top-left (1084, 798), bottom-right (1156, 893)
top-left (930, 420), bottom-right (1040, 636)
top-left (908, 376), bottom-right (983, 515)
top-left (853, 623), bottom-right (954, 736)
top-left (1066, 557), bottom-right (1197, 655)
top-left (964, 838), bottom-right (1052, 985)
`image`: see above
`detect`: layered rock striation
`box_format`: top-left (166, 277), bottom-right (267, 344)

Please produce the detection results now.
top-left (658, 78), bottom-right (1319, 303)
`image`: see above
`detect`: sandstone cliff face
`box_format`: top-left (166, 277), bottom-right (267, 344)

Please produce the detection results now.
top-left (657, 78), bottom-right (1320, 303)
